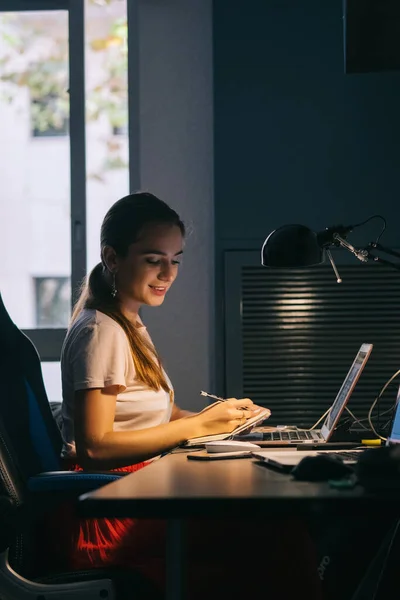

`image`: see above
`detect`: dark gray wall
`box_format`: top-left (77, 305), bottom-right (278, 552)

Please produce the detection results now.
top-left (214, 0), bottom-right (400, 244)
top-left (214, 0), bottom-right (400, 395)
top-left (139, 0), bottom-right (214, 412)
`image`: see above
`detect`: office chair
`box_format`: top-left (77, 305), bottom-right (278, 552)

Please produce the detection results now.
top-left (0, 291), bottom-right (161, 599)
top-left (0, 429), bottom-right (115, 600)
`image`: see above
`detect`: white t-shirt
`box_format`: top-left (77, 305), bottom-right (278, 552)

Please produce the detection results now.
top-left (60, 308), bottom-right (173, 459)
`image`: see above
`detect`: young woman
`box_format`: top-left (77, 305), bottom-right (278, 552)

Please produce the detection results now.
top-left (53, 192), bottom-right (323, 599)
top-left (61, 192), bottom-right (262, 469)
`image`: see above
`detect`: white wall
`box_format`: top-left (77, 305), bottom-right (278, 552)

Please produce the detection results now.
top-left (139, 0), bottom-right (214, 411)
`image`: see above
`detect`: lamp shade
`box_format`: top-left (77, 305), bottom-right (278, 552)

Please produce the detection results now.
top-left (261, 224), bottom-right (324, 268)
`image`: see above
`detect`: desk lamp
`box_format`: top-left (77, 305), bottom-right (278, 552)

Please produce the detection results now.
top-left (261, 215), bottom-right (400, 282)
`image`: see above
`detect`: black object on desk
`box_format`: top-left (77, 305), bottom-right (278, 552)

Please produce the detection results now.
top-left (291, 455), bottom-right (355, 482)
top-left (356, 446), bottom-right (400, 491)
top-left (297, 442), bottom-right (360, 451)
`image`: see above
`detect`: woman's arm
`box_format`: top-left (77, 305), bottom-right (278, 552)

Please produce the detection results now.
top-left (74, 387), bottom-right (261, 470)
top-left (170, 402), bottom-right (195, 420)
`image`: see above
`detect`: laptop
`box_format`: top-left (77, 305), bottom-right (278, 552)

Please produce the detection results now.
top-left (242, 342), bottom-right (373, 446)
top-left (251, 381), bottom-right (400, 470)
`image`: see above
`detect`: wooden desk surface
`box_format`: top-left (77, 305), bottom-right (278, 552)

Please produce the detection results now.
top-left (78, 450), bottom-right (400, 519)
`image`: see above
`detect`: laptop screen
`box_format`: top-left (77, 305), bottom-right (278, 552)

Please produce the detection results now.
top-left (320, 343), bottom-right (373, 441)
top-left (386, 384), bottom-right (400, 445)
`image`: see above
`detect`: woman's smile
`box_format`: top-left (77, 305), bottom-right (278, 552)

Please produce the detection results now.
top-left (148, 285), bottom-right (168, 296)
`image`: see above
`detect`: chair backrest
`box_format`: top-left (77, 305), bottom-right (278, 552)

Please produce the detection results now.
top-left (0, 293), bottom-right (63, 478)
top-left (0, 409), bottom-right (31, 574)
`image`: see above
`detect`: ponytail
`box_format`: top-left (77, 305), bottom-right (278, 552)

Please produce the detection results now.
top-left (70, 262), bottom-right (170, 393)
top-left (70, 262), bottom-right (103, 325)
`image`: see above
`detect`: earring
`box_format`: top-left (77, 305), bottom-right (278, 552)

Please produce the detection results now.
top-left (111, 272), bottom-right (117, 298)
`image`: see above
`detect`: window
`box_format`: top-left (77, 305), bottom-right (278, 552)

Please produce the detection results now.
top-left (0, 0), bottom-right (137, 410)
top-left (35, 277), bottom-right (70, 327)
top-left (85, 0), bottom-right (129, 273)
top-left (0, 0), bottom-right (133, 362)
top-left (0, 7), bottom-right (71, 333)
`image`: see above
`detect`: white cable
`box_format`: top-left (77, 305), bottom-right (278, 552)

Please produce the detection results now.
top-left (302, 371), bottom-right (400, 434)
top-left (302, 407), bottom-right (359, 431)
top-left (349, 405), bottom-right (394, 426)
top-left (344, 406), bottom-right (370, 430)
top-left (308, 407), bottom-right (331, 430)
top-left (306, 406), bottom-right (366, 431)
top-left (367, 369), bottom-right (400, 441)
top-left (305, 395), bottom-right (393, 433)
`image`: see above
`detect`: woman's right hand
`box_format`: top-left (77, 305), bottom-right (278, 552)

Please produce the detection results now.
top-left (191, 398), bottom-right (262, 438)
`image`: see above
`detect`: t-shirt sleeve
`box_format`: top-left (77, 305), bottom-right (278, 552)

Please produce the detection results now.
top-left (70, 321), bottom-right (128, 392)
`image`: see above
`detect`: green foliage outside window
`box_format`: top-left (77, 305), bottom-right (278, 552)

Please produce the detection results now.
top-left (0, 1), bottom-right (128, 172)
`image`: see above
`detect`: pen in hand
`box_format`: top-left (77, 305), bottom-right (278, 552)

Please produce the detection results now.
top-left (200, 391), bottom-right (225, 402)
top-left (200, 391), bottom-right (253, 411)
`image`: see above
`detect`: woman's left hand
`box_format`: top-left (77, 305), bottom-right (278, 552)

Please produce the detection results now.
top-left (239, 404), bottom-right (270, 433)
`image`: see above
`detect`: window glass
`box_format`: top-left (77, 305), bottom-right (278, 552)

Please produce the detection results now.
top-left (85, 0), bottom-right (129, 274)
top-left (0, 10), bottom-right (71, 328)
top-left (41, 361), bottom-right (62, 404)
top-left (0, 1), bottom-right (129, 328)
top-left (35, 276), bottom-right (70, 327)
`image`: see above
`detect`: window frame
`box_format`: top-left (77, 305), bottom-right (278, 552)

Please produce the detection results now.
top-left (0, 1), bottom-right (68, 9)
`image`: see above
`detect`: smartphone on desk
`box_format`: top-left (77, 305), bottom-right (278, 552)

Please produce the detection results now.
top-left (187, 451), bottom-right (254, 460)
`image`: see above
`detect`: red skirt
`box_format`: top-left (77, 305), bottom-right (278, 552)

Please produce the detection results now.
top-left (39, 462), bottom-right (324, 600)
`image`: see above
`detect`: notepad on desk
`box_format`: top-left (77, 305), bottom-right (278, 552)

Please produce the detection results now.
top-left (181, 406), bottom-right (271, 447)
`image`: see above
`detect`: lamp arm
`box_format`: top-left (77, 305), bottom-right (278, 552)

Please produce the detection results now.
top-left (366, 254), bottom-right (400, 271)
top-left (325, 249), bottom-right (342, 283)
top-left (365, 242), bottom-right (400, 271)
top-left (332, 236), bottom-right (400, 272)
top-left (330, 235), bottom-right (400, 273)
top-left (332, 233), bottom-right (369, 262)
top-left (367, 242), bottom-right (400, 260)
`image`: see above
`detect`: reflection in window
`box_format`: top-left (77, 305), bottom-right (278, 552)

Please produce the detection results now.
top-left (35, 277), bottom-right (70, 327)
top-left (112, 122), bottom-right (127, 136)
top-left (31, 93), bottom-right (69, 137)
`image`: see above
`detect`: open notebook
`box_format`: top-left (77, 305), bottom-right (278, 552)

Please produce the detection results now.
top-left (181, 404), bottom-right (271, 447)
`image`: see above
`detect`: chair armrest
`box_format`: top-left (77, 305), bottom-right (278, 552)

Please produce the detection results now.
top-left (28, 471), bottom-right (123, 494)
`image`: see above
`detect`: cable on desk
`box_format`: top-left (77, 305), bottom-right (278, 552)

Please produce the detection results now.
top-left (292, 368), bottom-right (400, 437)
top-left (305, 406), bottom-right (367, 432)
top-left (367, 369), bottom-right (400, 441)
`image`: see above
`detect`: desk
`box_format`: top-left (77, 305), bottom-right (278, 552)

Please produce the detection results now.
top-left (78, 451), bottom-right (400, 599)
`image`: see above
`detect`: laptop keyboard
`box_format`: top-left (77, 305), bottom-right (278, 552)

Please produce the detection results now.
top-left (262, 430), bottom-right (317, 442)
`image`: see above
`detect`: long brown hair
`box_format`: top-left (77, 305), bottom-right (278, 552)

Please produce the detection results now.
top-left (71, 192), bottom-right (185, 392)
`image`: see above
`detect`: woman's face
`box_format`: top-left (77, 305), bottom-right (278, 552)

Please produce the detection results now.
top-left (114, 222), bottom-right (184, 310)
